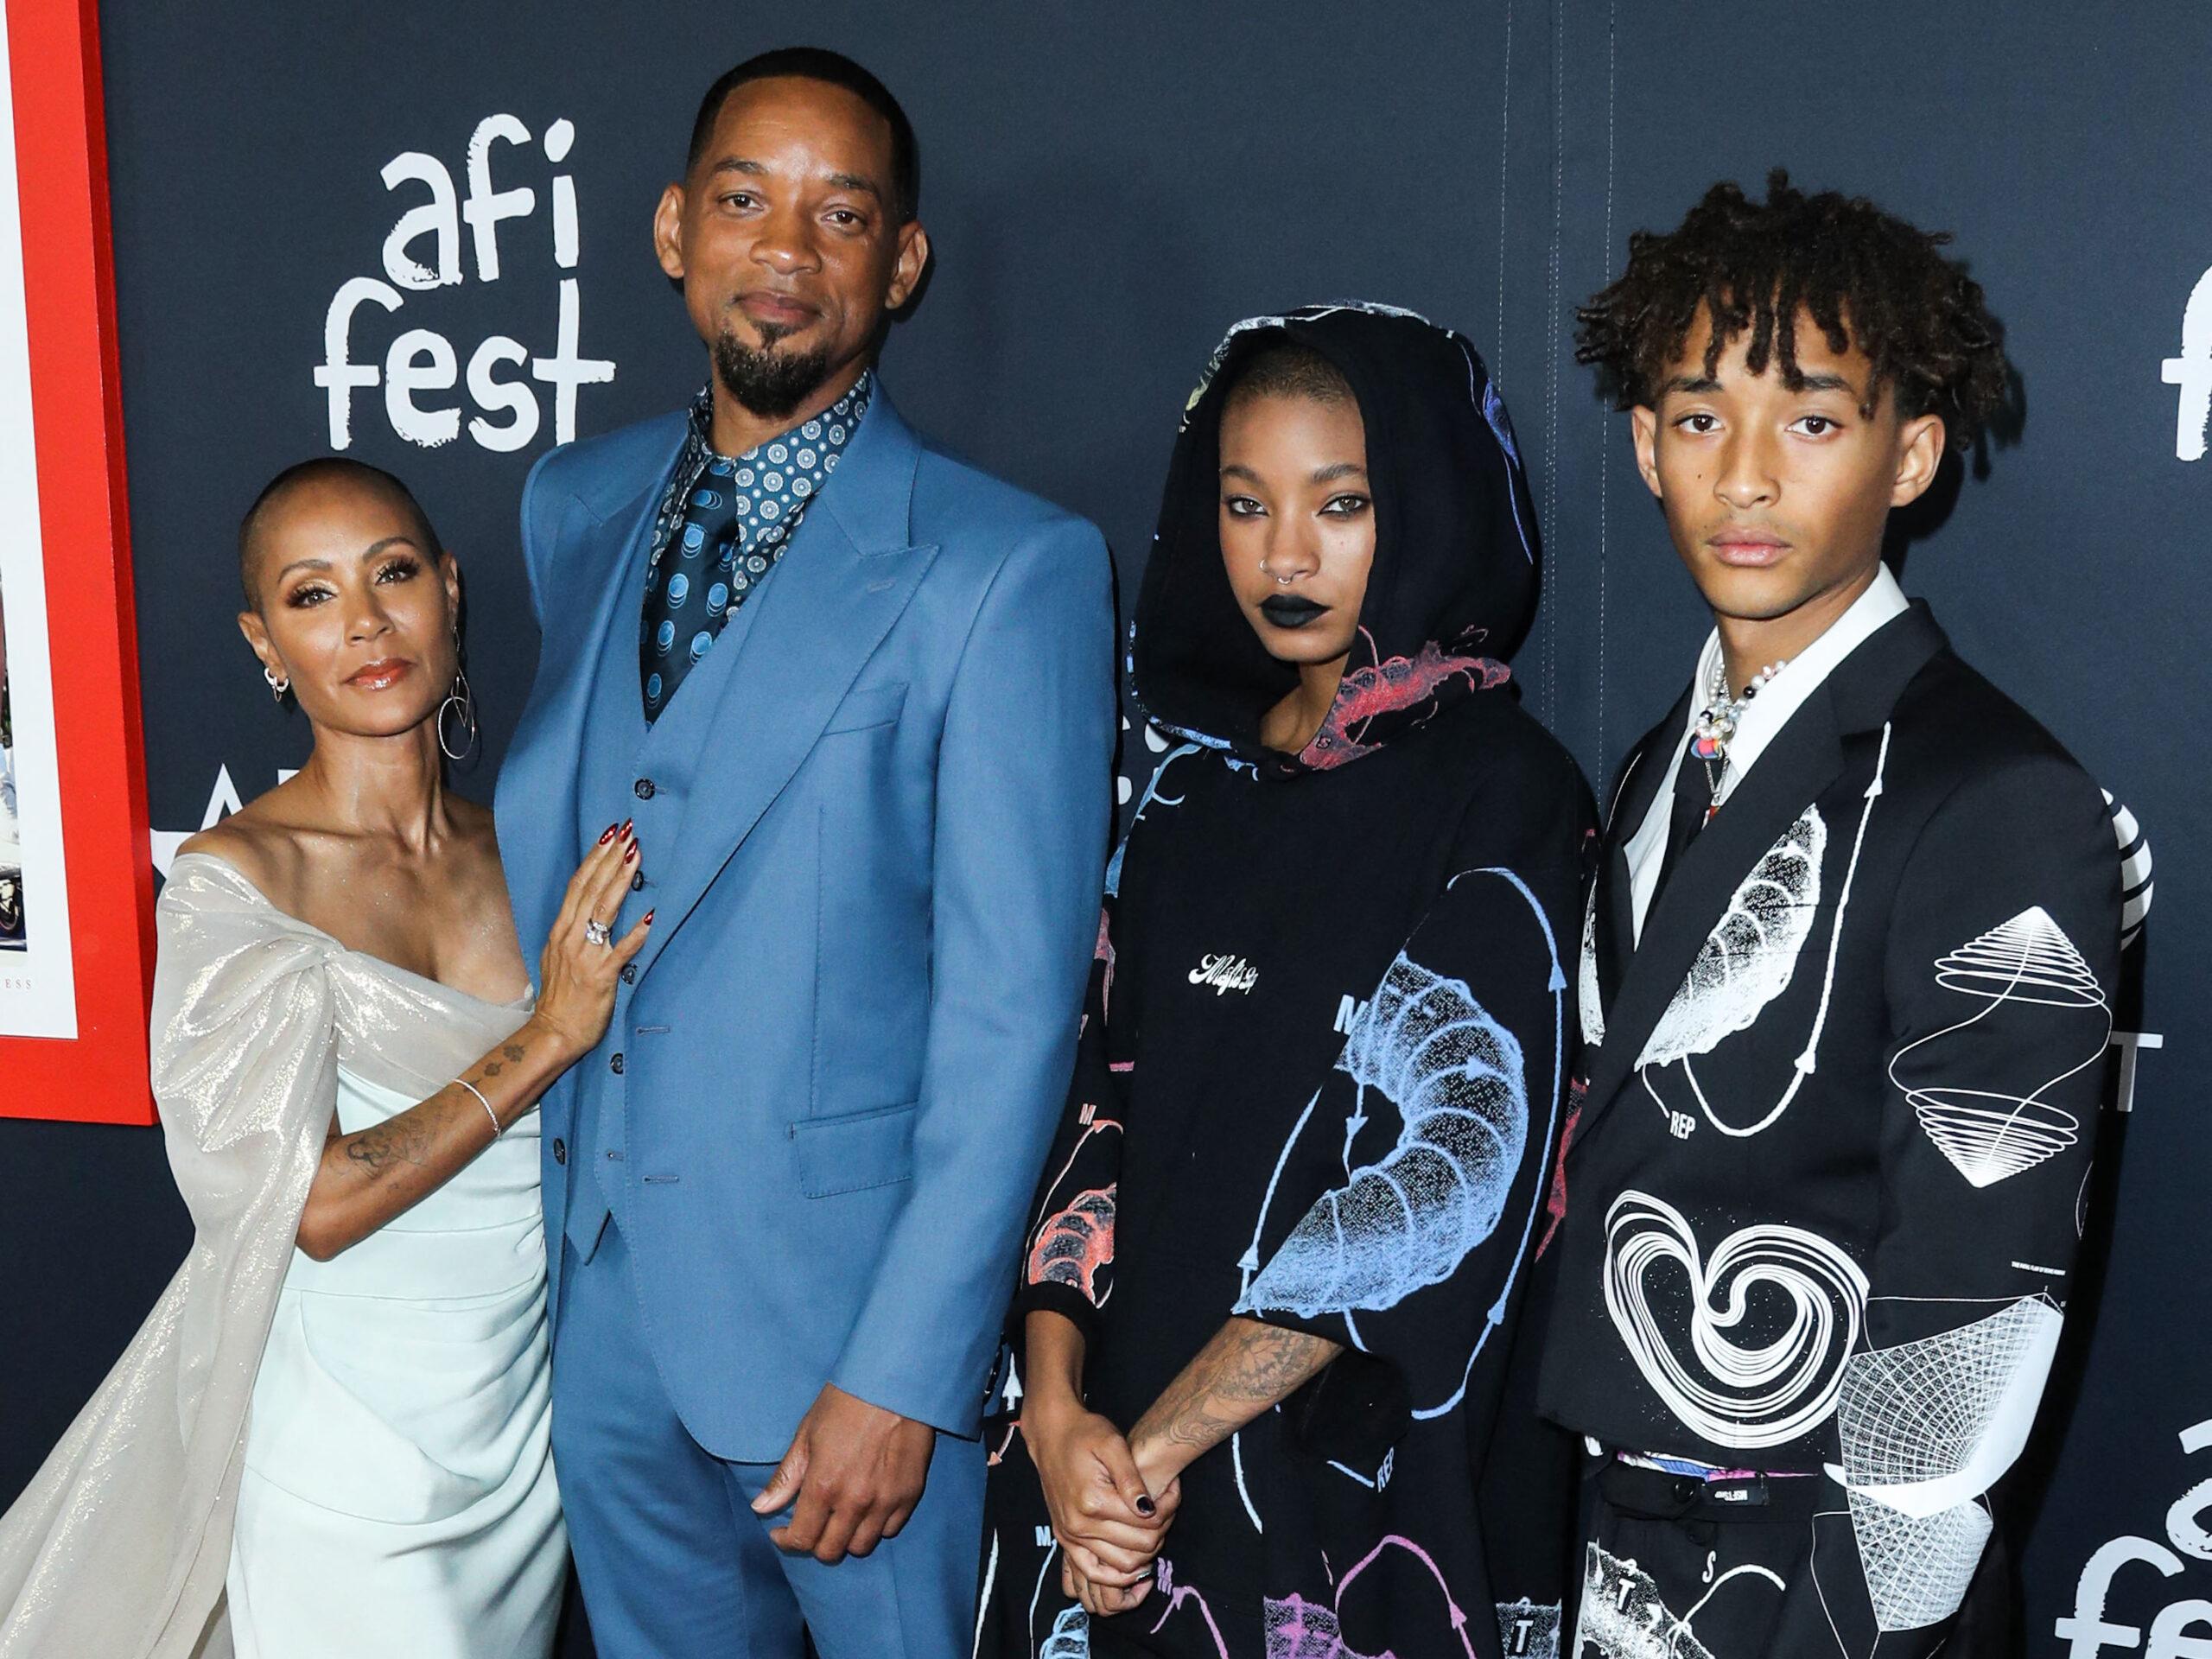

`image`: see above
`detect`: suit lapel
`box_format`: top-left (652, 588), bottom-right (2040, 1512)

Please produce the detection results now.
top-left (1575, 688), bottom-right (1847, 1147)
top-left (1593, 709), bottom-right (1680, 1013)
top-left (626, 393), bottom-right (938, 984)
top-left (1570, 603), bottom-right (1948, 1154)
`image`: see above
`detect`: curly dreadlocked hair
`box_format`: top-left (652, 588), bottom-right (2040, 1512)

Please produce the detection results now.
top-left (1575, 170), bottom-right (2011, 451)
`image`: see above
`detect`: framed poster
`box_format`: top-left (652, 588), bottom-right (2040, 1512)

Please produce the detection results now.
top-left (0, 0), bottom-right (155, 1121)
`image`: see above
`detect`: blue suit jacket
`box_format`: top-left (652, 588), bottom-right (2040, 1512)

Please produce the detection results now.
top-left (493, 386), bottom-right (1115, 1460)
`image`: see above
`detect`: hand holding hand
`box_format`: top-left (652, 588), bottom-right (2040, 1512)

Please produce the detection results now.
top-left (531, 822), bottom-right (651, 1061)
top-left (1063, 1551), bottom-right (1157, 1618)
top-left (1128, 1428), bottom-right (1185, 1511)
top-left (1026, 1398), bottom-right (1177, 1595)
top-left (751, 1383), bottom-right (936, 1564)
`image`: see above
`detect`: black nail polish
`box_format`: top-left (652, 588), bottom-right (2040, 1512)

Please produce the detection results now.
top-left (1135, 1496), bottom-right (1156, 1517)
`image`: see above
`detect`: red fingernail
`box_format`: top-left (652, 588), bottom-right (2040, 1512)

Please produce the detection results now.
top-left (643, 910), bottom-right (655, 925)
top-left (620, 818), bottom-right (634, 839)
top-left (625, 842), bottom-right (639, 863)
top-left (598, 823), bottom-right (617, 844)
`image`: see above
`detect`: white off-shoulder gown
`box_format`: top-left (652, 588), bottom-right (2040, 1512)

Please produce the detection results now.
top-left (226, 1060), bottom-right (565, 1657)
top-left (0, 854), bottom-right (563, 1659)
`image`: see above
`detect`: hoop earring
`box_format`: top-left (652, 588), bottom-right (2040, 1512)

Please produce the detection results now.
top-left (264, 665), bottom-right (290, 701)
top-left (438, 665), bottom-right (479, 761)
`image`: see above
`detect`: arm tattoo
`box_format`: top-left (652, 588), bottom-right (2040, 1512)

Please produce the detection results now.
top-left (342, 1108), bottom-right (437, 1173)
top-left (1130, 1317), bottom-right (1341, 1461)
top-left (477, 1037), bottom-right (528, 1083)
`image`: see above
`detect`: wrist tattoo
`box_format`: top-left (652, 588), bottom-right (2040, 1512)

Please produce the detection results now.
top-left (503, 1042), bottom-right (525, 1062)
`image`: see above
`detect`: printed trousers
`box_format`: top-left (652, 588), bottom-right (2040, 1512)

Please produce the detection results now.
top-left (1571, 1460), bottom-right (1970, 1659)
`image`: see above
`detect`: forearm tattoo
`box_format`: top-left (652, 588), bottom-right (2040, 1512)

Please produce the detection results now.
top-left (1131, 1317), bottom-right (1341, 1460)
top-left (342, 1105), bottom-right (438, 1172)
top-left (338, 1037), bottom-right (531, 1175)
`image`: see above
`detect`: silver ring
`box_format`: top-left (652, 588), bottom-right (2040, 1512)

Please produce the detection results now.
top-left (583, 918), bottom-right (612, 948)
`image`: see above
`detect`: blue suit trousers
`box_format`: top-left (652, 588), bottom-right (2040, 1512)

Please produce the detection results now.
top-left (552, 1225), bottom-right (988, 1659)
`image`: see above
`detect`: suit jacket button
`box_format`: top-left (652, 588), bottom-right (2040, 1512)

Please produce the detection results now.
top-left (633, 778), bottom-right (656, 800)
top-left (552, 1138), bottom-right (567, 1165)
top-left (610, 1052), bottom-right (625, 1075)
top-left (631, 868), bottom-right (645, 891)
top-left (621, 963), bottom-right (637, 983)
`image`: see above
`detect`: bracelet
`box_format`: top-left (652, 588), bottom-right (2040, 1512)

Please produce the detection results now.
top-left (456, 1077), bottom-right (500, 1138)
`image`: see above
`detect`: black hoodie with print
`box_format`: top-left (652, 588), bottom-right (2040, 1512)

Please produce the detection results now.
top-left (979, 304), bottom-right (1592, 1659)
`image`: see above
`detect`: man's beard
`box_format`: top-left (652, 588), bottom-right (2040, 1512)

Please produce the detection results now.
top-left (713, 321), bottom-right (836, 423)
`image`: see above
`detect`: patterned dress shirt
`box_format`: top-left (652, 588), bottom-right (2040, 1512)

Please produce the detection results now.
top-left (639, 371), bottom-right (873, 718)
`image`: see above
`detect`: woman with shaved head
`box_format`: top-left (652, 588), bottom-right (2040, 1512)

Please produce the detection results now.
top-left (0, 459), bottom-right (644, 1657)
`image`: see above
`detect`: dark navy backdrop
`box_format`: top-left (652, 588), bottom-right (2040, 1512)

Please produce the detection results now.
top-left (3, 3), bottom-right (2203, 1648)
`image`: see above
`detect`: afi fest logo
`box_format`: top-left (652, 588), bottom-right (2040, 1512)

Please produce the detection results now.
top-left (2057, 1418), bottom-right (2212, 1656)
top-left (317, 115), bottom-right (613, 454)
top-left (2163, 264), bottom-right (2212, 461)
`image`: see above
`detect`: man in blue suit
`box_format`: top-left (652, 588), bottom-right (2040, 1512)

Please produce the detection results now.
top-left (493, 48), bottom-right (1115, 1656)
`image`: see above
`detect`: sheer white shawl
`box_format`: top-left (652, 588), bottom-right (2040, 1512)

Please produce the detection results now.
top-left (0, 855), bottom-right (530, 1657)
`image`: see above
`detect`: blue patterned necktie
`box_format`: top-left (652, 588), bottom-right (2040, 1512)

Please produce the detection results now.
top-left (639, 373), bottom-right (872, 718)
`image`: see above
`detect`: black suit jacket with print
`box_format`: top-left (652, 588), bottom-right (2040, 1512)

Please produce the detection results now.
top-left (1537, 604), bottom-right (2120, 1535)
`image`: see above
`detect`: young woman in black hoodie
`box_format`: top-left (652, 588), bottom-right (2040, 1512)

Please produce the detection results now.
top-left (978, 303), bottom-right (1591, 1659)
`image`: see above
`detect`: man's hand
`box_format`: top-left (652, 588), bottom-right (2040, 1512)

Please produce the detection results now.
top-left (751, 1382), bottom-right (936, 1563)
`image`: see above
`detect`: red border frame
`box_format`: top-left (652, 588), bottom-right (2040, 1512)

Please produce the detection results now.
top-left (0, 0), bottom-right (155, 1124)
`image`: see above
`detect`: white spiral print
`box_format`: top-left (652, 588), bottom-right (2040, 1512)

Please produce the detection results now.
top-left (1889, 906), bottom-right (2108, 1190)
top-left (1603, 1191), bottom-right (1869, 1450)
top-left (1637, 806), bottom-right (1827, 1071)
top-left (1834, 1295), bottom-right (2063, 1630)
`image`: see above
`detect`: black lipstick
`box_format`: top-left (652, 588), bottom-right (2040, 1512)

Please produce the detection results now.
top-left (1259, 594), bottom-right (1328, 629)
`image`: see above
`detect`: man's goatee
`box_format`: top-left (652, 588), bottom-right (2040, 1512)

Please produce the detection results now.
top-left (713, 326), bottom-right (837, 423)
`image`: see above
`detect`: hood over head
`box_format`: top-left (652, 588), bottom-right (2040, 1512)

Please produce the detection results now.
top-left (1128, 301), bottom-right (1541, 772)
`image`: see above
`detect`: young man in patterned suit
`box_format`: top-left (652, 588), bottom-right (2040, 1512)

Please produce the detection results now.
top-left (1541, 172), bottom-right (2122, 1656)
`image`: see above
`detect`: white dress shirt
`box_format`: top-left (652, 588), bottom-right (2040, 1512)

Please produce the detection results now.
top-left (1624, 567), bottom-right (1910, 942)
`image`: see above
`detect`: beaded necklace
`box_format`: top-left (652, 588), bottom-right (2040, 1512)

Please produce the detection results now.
top-left (1688, 655), bottom-right (1788, 815)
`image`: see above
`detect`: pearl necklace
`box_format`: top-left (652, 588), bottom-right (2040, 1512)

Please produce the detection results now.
top-left (1690, 656), bottom-right (1788, 807)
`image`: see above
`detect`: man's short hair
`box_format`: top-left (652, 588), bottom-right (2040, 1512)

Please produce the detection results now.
top-left (1576, 169), bottom-right (2012, 450)
top-left (685, 47), bottom-right (919, 224)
